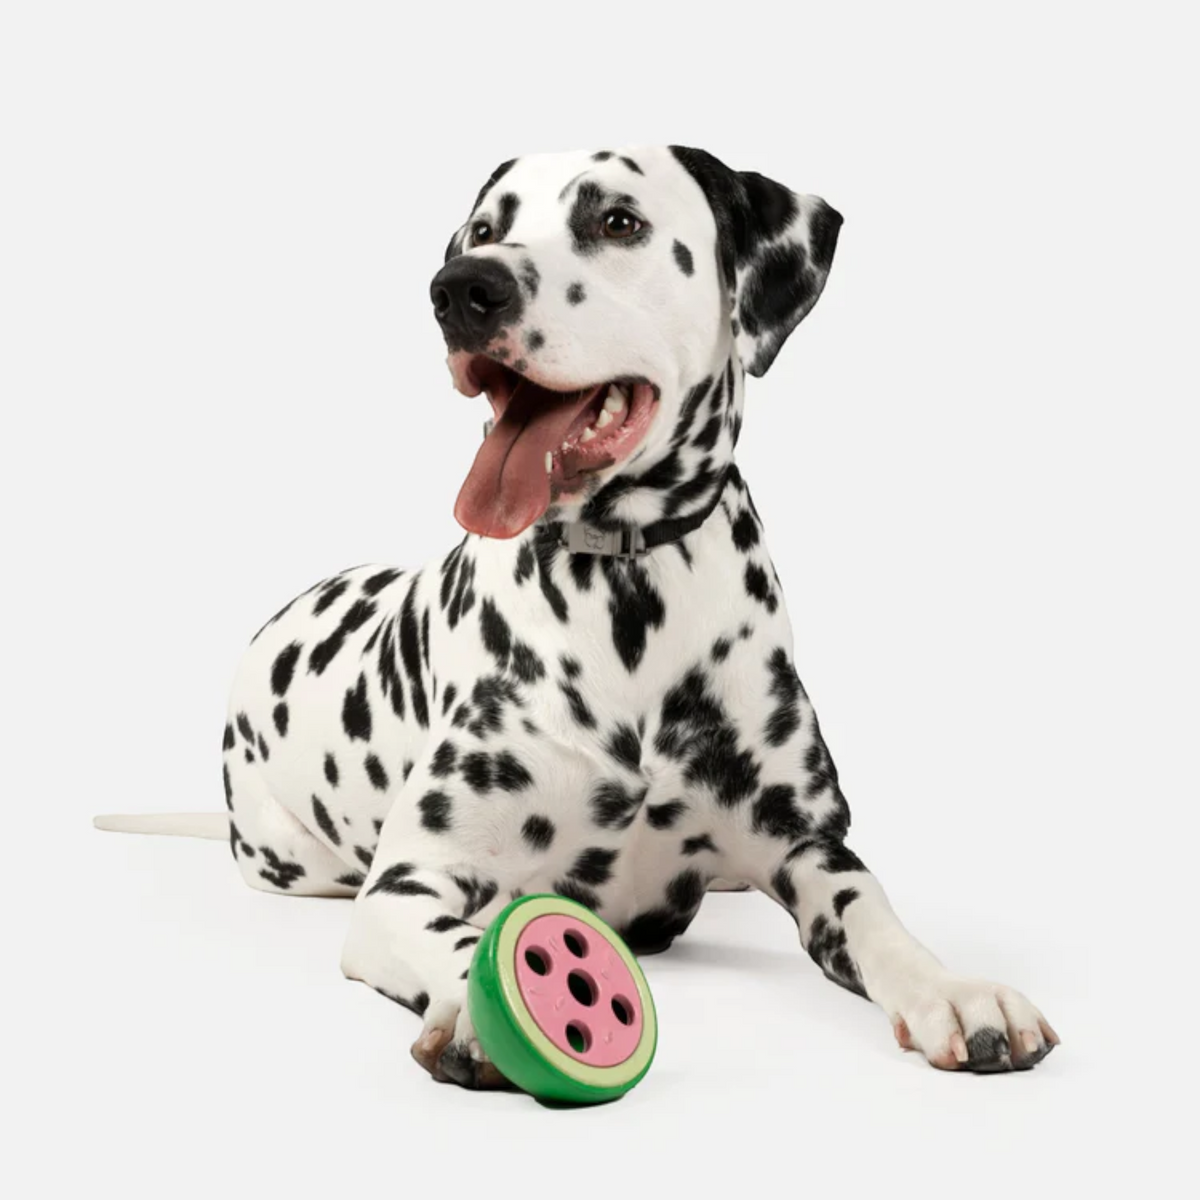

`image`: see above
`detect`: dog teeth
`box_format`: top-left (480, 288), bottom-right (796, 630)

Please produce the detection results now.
top-left (604, 387), bottom-right (626, 412)
top-left (580, 427), bottom-right (596, 442)
top-left (596, 408), bottom-right (613, 429)
top-left (545, 452), bottom-right (553, 473)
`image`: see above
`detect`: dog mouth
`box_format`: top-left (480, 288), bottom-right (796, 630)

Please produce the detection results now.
top-left (450, 353), bottom-right (659, 539)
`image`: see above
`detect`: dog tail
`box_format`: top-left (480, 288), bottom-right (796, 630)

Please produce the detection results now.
top-left (93, 812), bottom-right (230, 840)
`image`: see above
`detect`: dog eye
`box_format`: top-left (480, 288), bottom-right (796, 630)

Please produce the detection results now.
top-left (601, 209), bottom-right (642, 239)
top-left (471, 221), bottom-right (494, 246)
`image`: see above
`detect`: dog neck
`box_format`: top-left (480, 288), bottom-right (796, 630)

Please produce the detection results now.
top-left (463, 345), bottom-right (748, 567)
top-left (573, 346), bottom-right (745, 533)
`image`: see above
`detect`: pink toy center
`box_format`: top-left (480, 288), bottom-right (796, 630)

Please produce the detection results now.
top-left (514, 914), bottom-right (643, 1067)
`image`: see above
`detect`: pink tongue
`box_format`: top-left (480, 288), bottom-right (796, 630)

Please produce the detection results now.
top-left (454, 380), bottom-right (598, 538)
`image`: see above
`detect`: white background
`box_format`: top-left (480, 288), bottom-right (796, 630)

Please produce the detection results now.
top-left (2, 2), bottom-right (1196, 1196)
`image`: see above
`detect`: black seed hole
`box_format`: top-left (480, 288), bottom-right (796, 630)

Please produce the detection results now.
top-left (566, 1022), bottom-right (591, 1053)
top-left (567, 971), bottom-right (596, 1007)
top-left (563, 929), bottom-right (588, 958)
top-left (525, 947), bottom-right (550, 976)
top-left (612, 995), bottom-right (634, 1025)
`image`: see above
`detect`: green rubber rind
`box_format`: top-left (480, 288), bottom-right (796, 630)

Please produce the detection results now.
top-left (468, 894), bottom-right (657, 1104)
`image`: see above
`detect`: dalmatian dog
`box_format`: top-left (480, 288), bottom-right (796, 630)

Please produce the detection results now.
top-left (98, 145), bottom-right (1058, 1088)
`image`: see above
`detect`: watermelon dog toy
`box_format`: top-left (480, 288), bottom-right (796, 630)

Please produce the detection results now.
top-left (468, 894), bottom-right (657, 1103)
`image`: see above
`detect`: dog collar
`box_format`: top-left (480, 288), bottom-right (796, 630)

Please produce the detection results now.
top-left (557, 470), bottom-right (729, 559)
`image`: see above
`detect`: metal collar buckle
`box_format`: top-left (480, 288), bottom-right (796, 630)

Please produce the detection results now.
top-left (560, 523), bottom-right (648, 559)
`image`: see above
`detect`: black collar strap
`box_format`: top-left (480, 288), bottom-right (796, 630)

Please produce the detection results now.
top-left (557, 469), bottom-right (729, 559)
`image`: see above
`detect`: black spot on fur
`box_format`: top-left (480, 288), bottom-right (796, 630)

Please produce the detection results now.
top-left (965, 1028), bottom-right (1013, 1071)
top-left (313, 577), bottom-right (349, 615)
top-left (362, 568), bottom-right (402, 596)
top-left (619, 908), bottom-right (695, 955)
top-left (833, 888), bottom-right (860, 918)
top-left (646, 800), bottom-right (687, 829)
top-left (672, 239), bottom-right (694, 276)
top-left (772, 865), bottom-right (798, 908)
top-left (601, 559), bottom-right (665, 672)
top-left (369, 863), bottom-right (440, 899)
top-left (606, 724), bottom-right (642, 772)
top-left (525, 329), bottom-right (545, 351)
top-left (336, 872), bottom-right (364, 889)
top-left (765, 648), bottom-right (803, 747)
top-left (682, 833), bottom-right (717, 855)
top-left (258, 846), bottom-right (306, 890)
top-left (511, 641), bottom-right (545, 683)
top-left (619, 155), bottom-right (643, 175)
top-left (364, 753), bottom-right (389, 791)
top-left (570, 847), bottom-right (619, 887)
top-left (567, 181), bottom-right (607, 255)
top-left (324, 752), bottom-right (339, 787)
top-left (494, 750), bottom-right (533, 792)
top-left (566, 282), bottom-right (586, 305)
top-left (522, 814), bottom-right (556, 851)
top-left (270, 642), bottom-right (302, 696)
top-left (223, 763), bottom-right (232, 809)
top-left (519, 258), bottom-right (540, 299)
top-left (426, 915), bottom-right (468, 933)
top-left (236, 713), bottom-right (254, 743)
top-left (744, 563), bottom-right (777, 612)
top-left (560, 680), bottom-right (596, 729)
top-left (454, 874), bottom-right (499, 919)
top-left (655, 667), bottom-right (760, 806)
top-left (341, 673), bottom-right (372, 742)
top-left (399, 578), bottom-right (429, 727)
top-left (272, 702), bottom-right (289, 737)
top-left (454, 935), bottom-right (480, 952)
top-left (354, 845), bottom-right (374, 868)
top-left (311, 796), bottom-right (341, 846)
top-left (590, 780), bottom-right (647, 830)
top-left (256, 733), bottom-right (270, 761)
top-left (430, 740), bottom-right (458, 778)
top-left (711, 637), bottom-right (732, 663)
top-left (554, 878), bottom-right (600, 912)
top-left (667, 869), bottom-right (706, 912)
top-left (738, 243), bottom-right (814, 339)
top-left (419, 790), bottom-right (452, 832)
top-left (533, 533), bottom-right (570, 623)
top-left (223, 723), bottom-right (235, 751)
top-left (460, 752), bottom-right (493, 793)
top-left (493, 192), bottom-right (520, 242)
top-left (807, 914), bottom-right (867, 998)
top-left (514, 542), bottom-right (535, 584)
top-left (731, 510), bottom-right (759, 551)
top-left (309, 598), bottom-right (377, 675)
top-left (752, 784), bottom-right (809, 840)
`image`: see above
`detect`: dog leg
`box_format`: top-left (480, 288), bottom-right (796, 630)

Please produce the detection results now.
top-left (341, 854), bottom-right (512, 1089)
top-left (759, 840), bottom-right (1059, 1072)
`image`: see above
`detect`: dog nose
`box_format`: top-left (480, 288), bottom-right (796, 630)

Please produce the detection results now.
top-left (430, 257), bottom-right (520, 349)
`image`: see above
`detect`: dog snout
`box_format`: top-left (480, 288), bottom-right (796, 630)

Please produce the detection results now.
top-left (430, 257), bottom-right (521, 349)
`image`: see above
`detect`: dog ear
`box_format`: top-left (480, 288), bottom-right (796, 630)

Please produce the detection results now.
top-left (670, 146), bottom-right (842, 377)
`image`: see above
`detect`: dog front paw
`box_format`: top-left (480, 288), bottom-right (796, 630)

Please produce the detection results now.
top-left (890, 978), bottom-right (1059, 1074)
top-left (410, 1001), bottom-right (513, 1090)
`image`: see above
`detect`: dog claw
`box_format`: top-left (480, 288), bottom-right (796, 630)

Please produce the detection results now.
top-left (411, 1027), bottom-right (454, 1080)
top-left (950, 1031), bottom-right (969, 1064)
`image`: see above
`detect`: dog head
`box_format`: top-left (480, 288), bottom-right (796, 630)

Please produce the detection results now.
top-left (432, 147), bottom-right (841, 539)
